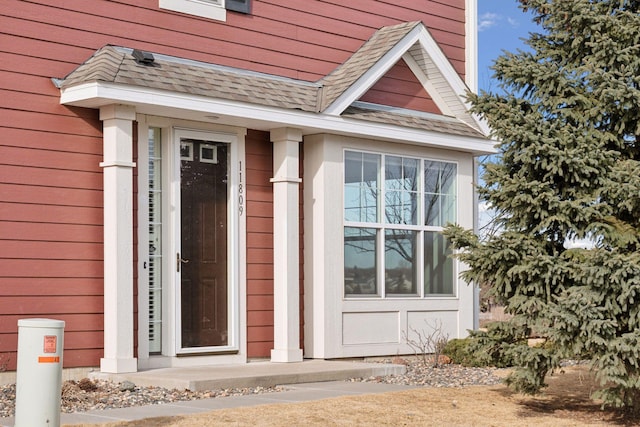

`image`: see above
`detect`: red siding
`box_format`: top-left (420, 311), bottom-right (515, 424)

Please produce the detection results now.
top-left (360, 59), bottom-right (442, 114)
top-left (0, 0), bottom-right (467, 366)
top-left (245, 131), bottom-right (274, 357)
top-left (2, 0), bottom-right (465, 80)
top-left (244, 131), bottom-right (305, 358)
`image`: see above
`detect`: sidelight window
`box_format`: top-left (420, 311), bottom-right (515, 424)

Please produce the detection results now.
top-left (148, 127), bottom-right (163, 353)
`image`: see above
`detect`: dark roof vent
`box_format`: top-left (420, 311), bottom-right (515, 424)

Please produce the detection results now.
top-left (132, 49), bottom-right (155, 65)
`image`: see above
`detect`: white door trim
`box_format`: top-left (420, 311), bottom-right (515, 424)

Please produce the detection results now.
top-left (172, 128), bottom-right (240, 355)
top-left (137, 116), bottom-right (247, 368)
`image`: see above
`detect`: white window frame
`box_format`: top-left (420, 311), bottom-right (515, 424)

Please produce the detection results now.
top-left (159, 0), bottom-right (227, 21)
top-left (343, 148), bottom-right (458, 299)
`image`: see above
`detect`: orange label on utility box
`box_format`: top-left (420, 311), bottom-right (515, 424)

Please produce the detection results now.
top-left (38, 356), bottom-right (60, 363)
top-left (43, 335), bottom-right (57, 353)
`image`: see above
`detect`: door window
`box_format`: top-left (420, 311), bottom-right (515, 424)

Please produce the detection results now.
top-left (179, 138), bottom-right (229, 349)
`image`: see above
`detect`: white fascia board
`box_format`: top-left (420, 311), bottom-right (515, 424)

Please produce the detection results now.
top-left (323, 25), bottom-right (423, 116)
top-left (417, 27), bottom-right (469, 103)
top-left (416, 27), bottom-right (489, 136)
top-left (60, 82), bottom-right (496, 155)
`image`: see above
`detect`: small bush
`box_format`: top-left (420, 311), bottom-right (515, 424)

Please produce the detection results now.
top-left (443, 329), bottom-right (519, 369)
top-left (442, 338), bottom-right (489, 367)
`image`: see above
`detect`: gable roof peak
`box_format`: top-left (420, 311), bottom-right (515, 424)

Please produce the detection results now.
top-left (318, 21), bottom-right (424, 113)
top-left (317, 21), bottom-right (487, 135)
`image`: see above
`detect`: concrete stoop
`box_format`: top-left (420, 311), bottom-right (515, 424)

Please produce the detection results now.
top-left (90, 359), bottom-right (406, 391)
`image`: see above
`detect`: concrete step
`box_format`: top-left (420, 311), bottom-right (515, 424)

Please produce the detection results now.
top-left (90, 360), bottom-right (405, 391)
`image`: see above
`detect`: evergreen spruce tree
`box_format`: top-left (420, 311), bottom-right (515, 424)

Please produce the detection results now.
top-left (445, 0), bottom-right (640, 409)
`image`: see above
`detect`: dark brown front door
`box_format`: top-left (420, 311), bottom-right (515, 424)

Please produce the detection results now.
top-left (179, 139), bottom-right (228, 349)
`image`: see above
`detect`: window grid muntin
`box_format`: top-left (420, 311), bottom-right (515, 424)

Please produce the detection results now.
top-left (344, 149), bottom-right (457, 299)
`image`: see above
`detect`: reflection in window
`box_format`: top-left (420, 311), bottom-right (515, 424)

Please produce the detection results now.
top-left (385, 229), bottom-right (418, 295)
top-left (344, 150), bottom-right (457, 298)
top-left (425, 161), bottom-right (457, 226)
top-left (344, 151), bottom-right (380, 223)
top-left (344, 227), bottom-right (377, 295)
top-left (424, 231), bottom-right (454, 295)
top-left (385, 156), bottom-right (418, 225)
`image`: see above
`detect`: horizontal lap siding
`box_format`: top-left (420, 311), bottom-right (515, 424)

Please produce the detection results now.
top-left (0, 127), bottom-right (103, 370)
top-left (245, 131), bottom-right (305, 358)
top-left (4, 0), bottom-right (465, 80)
top-left (360, 59), bottom-right (442, 114)
top-left (1, 1), bottom-right (105, 368)
top-left (245, 131), bottom-right (274, 358)
top-left (1, 0), bottom-right (466, 366)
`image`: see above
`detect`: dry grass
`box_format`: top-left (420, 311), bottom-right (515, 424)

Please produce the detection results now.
top-left (69, 366), bottom-right (640, 427)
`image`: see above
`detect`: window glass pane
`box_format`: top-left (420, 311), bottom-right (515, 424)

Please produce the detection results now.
top-left (385, 156), bottom-right (418, 190)
top-left (386, 191), bottom-right (418, 225)
top-left (385, 229), bottom-right (418, 295)
top-left (344, 151), bottom-right (379, 223)
top-left (424, 161), bottom-right (440, 194)
top-left (344, 227), bottom-right (378, 295)
top-left (385, 156), bottom-right (418, 225)
top-left (362, 153), bottom-right (379, 183)
top-left (384, 190), bottom-right (401, 223)
top-left (385, 156), bottom-right (403, 190)
top-left (424, 231), bottom-right (454, 295)
top-left (441, 162), bottom-right (457, 196)
top-left (424, 160), bottom-right (456, 226)
top-left (403, 158), bottom-right (418, 191)
top-left (441, 194), bottom-right (456, 225)
top-left (345, 151), bottom-right (362, 183)
top-left (424, 193), bottom-right (440, 226)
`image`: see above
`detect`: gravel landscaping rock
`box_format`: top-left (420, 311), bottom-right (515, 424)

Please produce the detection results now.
top-left (351, 357), bottom-right (505, 388)
top-left (0, 358), bottom-right (507, 418)
top-left (0, 381), bottom-right (283, 418)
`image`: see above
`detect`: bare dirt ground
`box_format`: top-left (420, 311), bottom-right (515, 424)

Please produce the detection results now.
top-left (69, 366), bottom-right (640, 427)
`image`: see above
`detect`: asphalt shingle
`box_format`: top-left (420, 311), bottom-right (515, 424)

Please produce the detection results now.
top-left (318, 21), bottom-right (422, 111)
top-left (59, 22), bottom-right (484, 140)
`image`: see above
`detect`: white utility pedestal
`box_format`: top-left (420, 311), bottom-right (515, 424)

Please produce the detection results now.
top-left (14, 318), bottom-right (65, 427)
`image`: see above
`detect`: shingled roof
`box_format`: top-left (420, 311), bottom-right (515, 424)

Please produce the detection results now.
top-left (318, 21), bottom-right (422, 112)
top-left (60, 45), bottom-right (321, 113)
top-left (343, 102), bottom-right (484, 139)
top-left (59, 22), bottom-right (487, 140)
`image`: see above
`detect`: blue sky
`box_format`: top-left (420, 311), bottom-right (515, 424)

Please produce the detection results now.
top-left (475, 1), bottom-right (540, 232)
top-left (477, 0), bottom-right (539, 91)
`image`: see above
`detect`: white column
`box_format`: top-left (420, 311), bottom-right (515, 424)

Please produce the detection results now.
top-left (99, 105), bottom-right (138, 373)
top-left (270, 128), bottom-right (303, 363)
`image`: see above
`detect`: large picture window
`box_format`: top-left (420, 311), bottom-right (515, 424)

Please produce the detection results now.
top-left (344, 150), bottom-right (456, 297)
